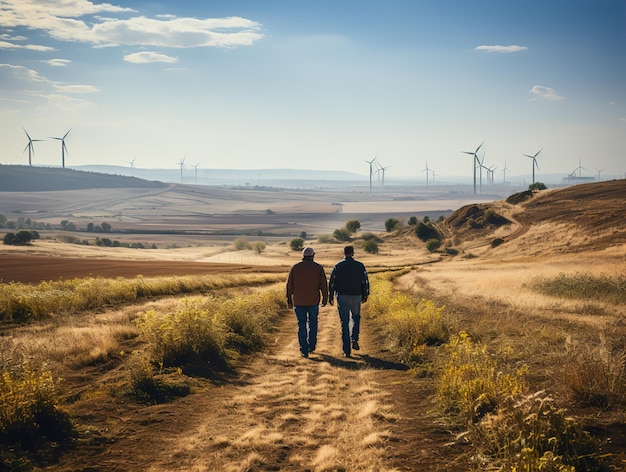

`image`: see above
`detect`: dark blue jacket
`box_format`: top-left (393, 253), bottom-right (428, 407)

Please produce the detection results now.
top-left (329, 256), bottom-right (370, 300)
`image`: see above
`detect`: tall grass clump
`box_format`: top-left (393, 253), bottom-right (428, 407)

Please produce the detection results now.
top-left (473, 391), bottom-right (606, 472)
top-left (368, 274), bottom-right (451, 364)
top-left (436, 334), bottom-right (610, 470)
top-left (529, 272), bottom-right (626, 305)
top-left (136, 288), bottom-right (285, 369)
top-left (436, 332), bottom-right (527, 423)
top-left (557, 345), bottom-right (626, 409)
top-left (0, 273), bottom-right (284, 322)
top-left (0, 349), bottom-right (73, 464)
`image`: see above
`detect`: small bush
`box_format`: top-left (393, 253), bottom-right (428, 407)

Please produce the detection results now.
top-left (363, 240), bottom-right (379, 254)
top-left (425, 239), bottom-right (442, 252)
top-left (360, 232), bottom-right (382, 242)
top-left (345, 219), bottom-right (361, 233)
top-left (289, 238), bottom-right (304, 251)
top-left (384, 218), bottom-right (400, 232)
top-left (491, 238), bottom-right (505, 248)
top-left (233, 238), bottom-right (251, 250)
top-left (332, 227), bottom-right (352, 242)
top-left (529, 182), bottom-right (547, 190)
top-left (252, 241), bottom-right (266, 254)
top-left (415, 222), bottom-right (439, 242)
top-left (407, 216), bottom-right (418, 226)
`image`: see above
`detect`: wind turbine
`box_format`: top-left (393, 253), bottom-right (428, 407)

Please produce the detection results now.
top-left (128, 157), bottom-right (136, 175)
top-left (379, 164), bottom-right (390, 186)
top-left (502, 162), bottom-right (509, 183)
top-left (50, 129), bottom-right (71, 168)
top-left (487, 165), bottom-right (497, 185)
top-left (193, 163), bottom-right (200, 184)
top-left (462, 141), bottom-right (483, 195)
top-left (522, 148), bottom-right (542, 184)
top-left (422, 162), bottom-right (431, 186)
top-left (22, 128), bottom-right (43, 166)
top-left (364, 156), bottom-right (377, 192)
top-left (572, 159), bottom-right (585, 177)
top-left (595, 168), bottom-right (605, 181)
top-left (177, 157), bottom-right (187, 183)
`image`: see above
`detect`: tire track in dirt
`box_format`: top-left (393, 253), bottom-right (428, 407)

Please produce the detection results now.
top-left (150, 306), bottom-right (401, 472)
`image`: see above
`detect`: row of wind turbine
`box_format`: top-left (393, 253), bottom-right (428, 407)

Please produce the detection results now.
top-left (22, 128), bottom-right (72, 168)
top-left (463, 142), bottom-right (543, 193)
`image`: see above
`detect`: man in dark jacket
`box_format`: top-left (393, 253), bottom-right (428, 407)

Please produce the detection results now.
top-left (329, 245), bottom-right (370, 357)
top-left (286, 247), bottom-right (328, 358)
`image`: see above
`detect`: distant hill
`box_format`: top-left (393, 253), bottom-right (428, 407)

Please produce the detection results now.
top-left (0, 165), bottom-right (167, 192)
top-left (443, 179), bottom-right (626, 255)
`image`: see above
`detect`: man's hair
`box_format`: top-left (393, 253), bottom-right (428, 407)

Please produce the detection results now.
top-left (344, 245), bottom-right (354, 256)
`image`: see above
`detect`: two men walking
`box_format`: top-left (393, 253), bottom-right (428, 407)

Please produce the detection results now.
top-left (286, 245), bottom-right (369, 359)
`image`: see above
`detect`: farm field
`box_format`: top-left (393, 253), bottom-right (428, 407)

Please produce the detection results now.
top-left (1, 179), bottom-right (625, 471)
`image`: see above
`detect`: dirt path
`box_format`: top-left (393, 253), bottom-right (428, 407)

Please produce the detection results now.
top-left (47, 302), bottom-right (466, 472)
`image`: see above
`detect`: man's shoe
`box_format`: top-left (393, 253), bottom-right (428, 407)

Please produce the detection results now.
top-left (309, 347), bottom-right (315, 353)
top-left (351, 340), bottom-right (360, 351)
top-left (343, 352), bottom-right (351, 358)
top-left (301, 351), bottom-right (309, 358)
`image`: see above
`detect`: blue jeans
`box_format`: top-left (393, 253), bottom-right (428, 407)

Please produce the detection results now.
top-left (294, 305), bottom-right (319, 354)
top-left (337, 294), bottom-right (361, 355)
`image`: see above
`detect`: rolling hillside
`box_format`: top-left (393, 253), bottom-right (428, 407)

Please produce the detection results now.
top-left (0, 165), bottom-right (167, 191)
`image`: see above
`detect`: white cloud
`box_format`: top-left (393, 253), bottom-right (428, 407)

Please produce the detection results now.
top-left (124, 51), bottom-right (178, 64)
top-left (0, 40), bottom-right (55, 51)
top-left (0, 2), bottom-right (263, 49)
top-left (529, 85), bottom-right (565, 101)
top-left (476, 45), bottom-right (528, 53)
top-left (45, 58), bottom-right (72, 67)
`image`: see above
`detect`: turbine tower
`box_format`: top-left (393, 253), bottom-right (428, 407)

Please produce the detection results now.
top-left (193, 163), bottom-right (200, 184)
top-left (364, 156), bottom-right (377, 192)
top-left (50, 129), bottom-right (71, 168)
top-left (522, 148), bottom-right (542, 184)
top-left (379, 164), bottom-right (390, 186)
top-left (462, 141), bottom-right (483, 195)
top-left (595, 168), bottom-right (604, 181)
top-left (22, 128), bottom-right (43, 166)
top-left (128, 157), bottom-right (136, 176)
top-left (502, 162), bottom-right (509, 183)
top-left (177, 157), bottom-right (187, 183)
top-left (422, 162), bottom-right (431, 186)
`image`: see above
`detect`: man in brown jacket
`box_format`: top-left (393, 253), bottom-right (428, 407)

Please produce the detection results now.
top-left (286, 247), bottom-right (328, 358)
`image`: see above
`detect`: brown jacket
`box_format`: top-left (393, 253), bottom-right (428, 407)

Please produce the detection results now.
top-left (286, 258), bottom-right (329, 306)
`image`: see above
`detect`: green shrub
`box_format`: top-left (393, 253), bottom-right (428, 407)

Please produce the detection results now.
top-left (345, 219), bottom-right (361, 233)
top-left (289, 238), bottom-right (304, 251)
top-left (529, 182), bottom-right (547, 190)
top-left (332, 228), bottom-right (352, 241)
top-left (407, 216), bottom-right (418, 226)
top-left (384, 218), bottom-right (400, 232)
top-left (253, 241), bottom-right (266, 254)
top-left (426, 238), bottom-right (442, 252)
top-left (363, 240), bottom-right (379, 254)
top-left (415, 222), bottom-right (439, 242)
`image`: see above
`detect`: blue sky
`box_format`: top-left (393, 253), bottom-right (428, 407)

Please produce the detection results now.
top-left (1, 0), bottom-right (624, 182)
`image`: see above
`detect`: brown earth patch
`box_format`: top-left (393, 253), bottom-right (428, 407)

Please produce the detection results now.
top-left (0, 254), bottom-right (287, 283)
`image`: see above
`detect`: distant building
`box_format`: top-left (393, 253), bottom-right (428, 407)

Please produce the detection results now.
top-left (562, 175), bottom-right (595, 185)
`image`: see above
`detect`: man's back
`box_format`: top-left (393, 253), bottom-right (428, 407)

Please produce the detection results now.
top-left (330, 257), bottom-right (369, 296)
